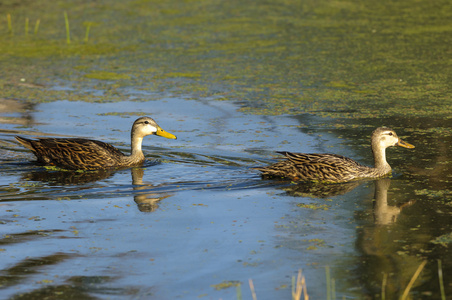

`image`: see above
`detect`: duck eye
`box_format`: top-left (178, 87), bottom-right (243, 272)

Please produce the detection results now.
top-left (388, 132), bottom-right (393, 136)
top-left (144, 121), bottom-right (149, 124)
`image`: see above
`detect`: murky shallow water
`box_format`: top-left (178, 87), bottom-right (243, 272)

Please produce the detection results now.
top-left (1, 98), bottom-right (451, 299)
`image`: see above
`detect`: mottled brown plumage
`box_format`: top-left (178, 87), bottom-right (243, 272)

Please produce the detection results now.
top-left (15, 117), bottom-right (176, 170)
top-left (255, 127), bottom-right (415, 183)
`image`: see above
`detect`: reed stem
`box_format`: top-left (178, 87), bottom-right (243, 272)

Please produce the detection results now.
top-left (236, 282), bottom-right (242, 300)
top-left (326, 266), bottom-right (331, 300)
top-left (25, 17), bottom-right (29, 37)
top-left (84, 23), bottom-right (91, 43)
top-left (438, 260), bottom-right (446, 300)
top-left (292, 269), bottom-right (309, 300)
top-left (34, 19), bottom-right (40, 35)
top-left (249, 279), bottom-right (257, 300)
top-left (400, 260), bottom-right (427, 300)
top-left (332, 278), bottom-right (336, 300)
top-left (7, 14), bottom-right (13, 35)
top-left (64, 11), bottom-right (70, 44)
top-left (381, 273), bottom-right (387, 300)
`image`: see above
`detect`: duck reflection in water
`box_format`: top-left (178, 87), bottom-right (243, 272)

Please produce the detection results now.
top-left (21, 167), bottom-right (115, 184)
top-left (280, 180), bottom-right (362, 198)
top-left (372, 178), bottom-right (415, 225)
top-left (280, 178), bottom-right (414, 225)
top-left (18, 166), bottom-right (172, 213)
top-left (131, 167), bottom-right (172, 212)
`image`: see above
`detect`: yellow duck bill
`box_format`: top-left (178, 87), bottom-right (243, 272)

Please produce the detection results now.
top-left (397, 139), bottom-right (415, 149)
top-left (156, 127), bottom-right (177, 139)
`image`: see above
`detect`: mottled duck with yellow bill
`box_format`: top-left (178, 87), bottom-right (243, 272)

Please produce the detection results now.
top-left (255, 127), bottom-right (414, 183)
top-left (15, 117), bottom-right (176, 170)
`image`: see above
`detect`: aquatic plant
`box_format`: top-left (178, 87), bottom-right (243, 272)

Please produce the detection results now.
top-left (238, 262), bottom-right (446, 299)
top-left (438, 260), bottom-right (446, 300)
top-left (64, 11), bottom-right (70, 44)
top-left (83, 21), bottom-right (93, 43)
top-left (34, 19), bottom-right (40, 35)
top-left (7, 13), bottom-right (13, 35)
top-left (25, 17), bottom-right (28, 37)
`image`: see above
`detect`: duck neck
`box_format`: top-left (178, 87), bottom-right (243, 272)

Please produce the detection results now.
top-left (372, 143), bottom-right (391, 173)
top-left (129, 132), bottom-right (145, 161)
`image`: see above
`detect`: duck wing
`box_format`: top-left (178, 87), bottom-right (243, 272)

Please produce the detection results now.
top-left (255, 151), bottom-right (368, 182)
top-left (278, 151), bottom-right (367, 182)
top-left (16, 136), bottom-right (126, 170)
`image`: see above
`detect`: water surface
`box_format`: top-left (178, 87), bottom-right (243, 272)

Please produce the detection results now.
top-left (1, 0), bottom-right (451, 299)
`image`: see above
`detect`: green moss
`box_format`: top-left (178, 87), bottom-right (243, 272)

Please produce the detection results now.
top-left (154, 72), bottom-right (202, 79)
top-left (211, 280), bottom-right (241, 290)
top-left (431, 233), bottom-right (452, 247)
top-left (0, 0), bottom-right (451, 120)
top-left (414, 189), bottom-right (452, 201)
top-left (296, 203), bottom-right (330, 210)
top-left (84, 71), bottom-right (131, 80)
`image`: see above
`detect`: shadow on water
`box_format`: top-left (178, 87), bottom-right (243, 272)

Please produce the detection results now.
top-left (1, 251), bottom-right (139, 299)
top-left (0, 253), bottom-right (72, 288)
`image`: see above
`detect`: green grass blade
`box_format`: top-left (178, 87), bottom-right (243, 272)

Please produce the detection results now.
top-left (7, 13), bottom-right (13, 36)
top-left (84, 23), bottom-right (91, 43)
top-left (34, 19), bottom-right (40, 35)
top-left (25, 17), bottom-right (29, 37)
top-left (64, 11), bottom-right (70, 44)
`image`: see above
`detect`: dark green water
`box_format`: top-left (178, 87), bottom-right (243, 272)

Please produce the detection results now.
top-left (0, 0), bottom-right (451, 299)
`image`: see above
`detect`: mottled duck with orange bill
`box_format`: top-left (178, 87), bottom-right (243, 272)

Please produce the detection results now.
top-left (15, 117), bottom-right (176, 170)
top-left (255, 127), bottom-right (414, 183)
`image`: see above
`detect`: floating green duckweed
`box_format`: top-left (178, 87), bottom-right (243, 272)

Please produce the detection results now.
top-left (0, 0), bottom-right (450, 120)
top-left (415, 189), bottom-right (452, 201)
top-left (155, 72), bottom-right (202, 79)
top-left (297, 203), bottom-right (330, 210)
top-left (84, 71), bottom-right (131, 80)
top-left (211, 280), bottom-right (241, 290)
top-left (431, 233), bottom-right (452, 247)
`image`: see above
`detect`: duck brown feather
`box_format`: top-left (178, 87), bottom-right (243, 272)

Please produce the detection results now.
top-left (255, 127), bottom-right (415, 183)
top-left (15, 137), bottom-right (127, 170)
top-left (15, 117), bottom-right (176, 170)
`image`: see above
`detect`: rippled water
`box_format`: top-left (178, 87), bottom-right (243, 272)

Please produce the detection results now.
top-left (1, 97), bottom-right (450, 299)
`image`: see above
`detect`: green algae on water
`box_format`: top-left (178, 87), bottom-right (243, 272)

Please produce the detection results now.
top-left (1, 0), bottom-right (451, 120)
top-left (84, 71), bottom-right (131, 80)
top-left (211, 280), bottom-right (241, 290)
